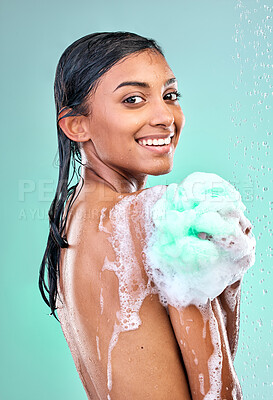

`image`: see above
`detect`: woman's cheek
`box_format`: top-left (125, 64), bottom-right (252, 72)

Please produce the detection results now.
top-left (177, 108), bottom-right (185, 132)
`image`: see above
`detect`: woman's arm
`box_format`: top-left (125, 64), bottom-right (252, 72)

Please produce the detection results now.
top-left (217, 279), bottom-right (242, 361)
top-left (168, 298), bottom-right (243, 400)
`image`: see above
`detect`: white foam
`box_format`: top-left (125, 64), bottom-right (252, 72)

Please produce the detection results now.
top-left (98, 172), bottom-right (255, 396)
top-left (222, 282), bottom-right (241, 313)
top-left (198, 303), bottom-right (222, 400)
top-left (96, 335), bottom-right (101, 361)
top-left (199, 373), bottom-right (205, 395)
top-left (100, 287), bottom-right (104, 315)
top-left (100, 189), bottom-right (164, 392)
top-left (192, 349), bottom-right (199, 365)
top-left (98, 207), bottom-right (111, 234)
top-left (107, 322), bottom-right (120, 391)
top-left (142, 172), bottom-right (256, 309)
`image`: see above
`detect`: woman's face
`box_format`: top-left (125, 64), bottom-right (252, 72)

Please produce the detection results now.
top-left (84, 49), bottom-right (185, 178)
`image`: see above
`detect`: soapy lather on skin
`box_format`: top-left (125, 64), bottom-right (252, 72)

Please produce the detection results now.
top-left (99, 171), bottom-right (256, 397)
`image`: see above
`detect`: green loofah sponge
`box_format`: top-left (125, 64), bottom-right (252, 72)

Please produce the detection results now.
top-left (144, 172), bottom-right (256, 307)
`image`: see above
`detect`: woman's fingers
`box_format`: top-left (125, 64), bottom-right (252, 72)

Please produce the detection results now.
top-left (197, 232), bottom-right (213, 240)
top-left (238, 212), bottom-right (253, 236)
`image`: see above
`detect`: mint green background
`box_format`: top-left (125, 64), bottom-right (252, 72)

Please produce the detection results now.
top-left (1, 0), bottom-right (272, 399)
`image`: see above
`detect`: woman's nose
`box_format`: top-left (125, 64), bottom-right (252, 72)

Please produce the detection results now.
top-left (149, 99), bottom-right (175, 128)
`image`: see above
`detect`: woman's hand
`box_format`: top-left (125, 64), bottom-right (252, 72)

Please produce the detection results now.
top-left (196, 213), bottom-right (255, 363)
top-left (146, 174), bottom-right (256, 308)
top-left (216, 214), bottom-right (252, 360)
top-left (168, 218), bottom-right (251, 399)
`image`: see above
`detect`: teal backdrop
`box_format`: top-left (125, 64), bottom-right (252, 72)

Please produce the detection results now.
top-left (1, 0), bottom-right (272, 398)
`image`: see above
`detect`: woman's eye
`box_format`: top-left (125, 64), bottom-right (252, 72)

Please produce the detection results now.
top-left (123, 96), bottom-right (144, 104)
top-left (164, 91), bottom-right (182, 101)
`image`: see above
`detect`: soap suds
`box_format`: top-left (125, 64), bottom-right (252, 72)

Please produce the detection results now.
top-left (99, 189), bottom-right (164, 392)
top-left (222, 283), bottom-right (241, 313)
top-left (96, 335), bottom-right (101, 361)
top-left (143, 172), bottom-right (256, 309)
top-left (198, 304), bottom-right (223, 400)
top-left (98, 172), bottom-right (256, 397)
top-left (99, 207), bottom-right (111, 234)
top-left (100, 287), bottom-right (104, 315)
top-left (199, 373), bottom-right (205, 395)
top-left (107, 322), bottom-right (120, 391)
top-left (192, 349), bottom-right (198, 365)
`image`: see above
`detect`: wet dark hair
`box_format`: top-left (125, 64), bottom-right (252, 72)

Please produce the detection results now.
top-left (39, 31), bottom-right (164, 321)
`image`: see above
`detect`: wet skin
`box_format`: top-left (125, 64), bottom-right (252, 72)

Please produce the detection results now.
top-left (57, 50), bottom-right (243, 399)
top-left (59, 49), bottom-right (185, 194)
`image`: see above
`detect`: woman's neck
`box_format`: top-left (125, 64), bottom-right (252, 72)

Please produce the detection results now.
top-left (80, 161), bottom-right (148, 194)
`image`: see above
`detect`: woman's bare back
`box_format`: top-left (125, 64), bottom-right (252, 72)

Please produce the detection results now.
top-left (57, 185), bottom-right (192, 400)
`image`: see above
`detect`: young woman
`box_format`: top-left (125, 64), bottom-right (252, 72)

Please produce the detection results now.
top-left (39, 31), bottom-right (255, 399)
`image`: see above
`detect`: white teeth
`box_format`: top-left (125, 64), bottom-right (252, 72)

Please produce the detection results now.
top-left (137, 136), bottom-right (173, 146)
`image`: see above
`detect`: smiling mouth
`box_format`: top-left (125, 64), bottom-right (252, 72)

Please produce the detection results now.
top-left (135, 133), bottom-right (175, 147)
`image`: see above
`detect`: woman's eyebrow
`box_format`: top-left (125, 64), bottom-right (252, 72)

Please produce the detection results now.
top-left (113, 77), bottom-right (177, 92)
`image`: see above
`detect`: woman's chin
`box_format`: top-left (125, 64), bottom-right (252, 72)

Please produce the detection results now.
top-left (128, 157), bottom-right (174, 179)
top-left (147, 162), bottom-right (174, 176)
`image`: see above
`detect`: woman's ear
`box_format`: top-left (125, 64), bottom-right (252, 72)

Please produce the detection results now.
top-left (58, 109), bottom-right (91, 142)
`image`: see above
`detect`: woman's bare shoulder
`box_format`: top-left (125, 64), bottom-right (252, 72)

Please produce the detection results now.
top-left (58, 182), bottom-right (167, 311)
top-left (58, 184), bottom-right (192, 399)
top-left (65, 183), bottom-right (166, 229)
top-left (59, 182), bottom-right (169, 316)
